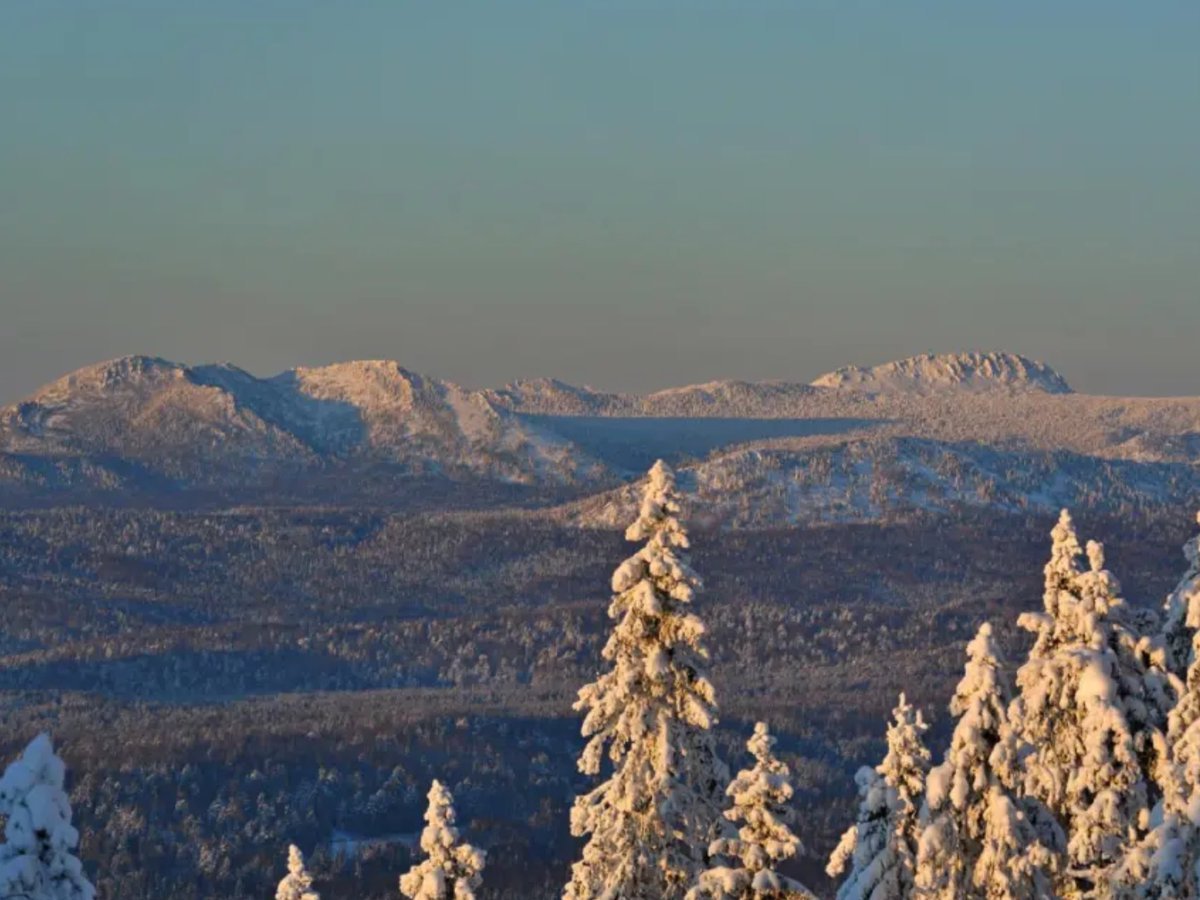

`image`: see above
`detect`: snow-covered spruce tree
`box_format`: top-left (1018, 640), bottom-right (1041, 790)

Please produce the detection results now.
top-left (827, 694), bottom-right (930, 900)
top-left (1119, 627), bottom-right (1200, 897)
top-left (0, 734), bottom-right (94, 900)
top-left (399, 780), bottom-right (485, 900)
top-left (1162, 512), bottom-right (1200, 680)
top-left (1010, 510), bottom-right (1173, 895)
top-left (688, 722), bottom-right (815, 900)
top-left (276, 844), bottom-right (319, 900)
top-left (565, 459), bottom-right (728, 900)
top-left (915, 622), bottom-right (1062, 899)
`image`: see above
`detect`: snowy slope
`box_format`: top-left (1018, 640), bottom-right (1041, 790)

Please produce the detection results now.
top-left (559, 437), bottom-right (1200, 529)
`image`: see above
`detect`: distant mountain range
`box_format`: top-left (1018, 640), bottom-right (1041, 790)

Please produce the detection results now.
top-left (2, 351), bottom-right (1198, 521)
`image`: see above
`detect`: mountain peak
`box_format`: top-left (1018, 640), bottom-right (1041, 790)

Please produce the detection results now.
top-left (279, 360), bottom-right (447, 413)
top-left (21, 355), bottom-right (187, 405)
top-left (810, 351), bottom-right (1072, 395)
top-left (57, 354), bottom-right (181, 383)
top-left (287, 359), bottom-right (421, 382)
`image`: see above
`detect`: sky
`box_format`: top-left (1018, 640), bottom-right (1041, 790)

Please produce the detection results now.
top-left (1, 2), bottom-right (1198, 402)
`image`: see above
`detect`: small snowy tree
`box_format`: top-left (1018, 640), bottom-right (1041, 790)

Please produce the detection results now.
top-left (399, 780), bottom-right (485, 900)
top-left (915, 623), bottom-right (1061, 899)
top-left (276, 844), bottom-right (319, 900)
top-left (1010, 511), bottom-right (1171, 894)
top-left (827, 694), bottom-right (930, 900)
top-left (565, 460), bottom-right (727, 900)
top-left (0, 734), bottom-right (94, 900)
top-left (688, 722), bottom-right (815, 900)
top-left (1162, 512), bottom-right (1200, 679)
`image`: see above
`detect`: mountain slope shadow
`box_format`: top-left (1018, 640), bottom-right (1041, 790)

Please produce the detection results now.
top-left (522, 415), bottom-right (887, 471)
top-left (190, 365), bottom-right (368, 454)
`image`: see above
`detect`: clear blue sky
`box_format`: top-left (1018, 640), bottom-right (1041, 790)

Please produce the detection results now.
top-left (2, 1), bottom-right (1197, 400)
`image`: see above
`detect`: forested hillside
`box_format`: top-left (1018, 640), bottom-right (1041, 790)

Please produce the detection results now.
top-left (2, 458), bottom-right (1199, 898)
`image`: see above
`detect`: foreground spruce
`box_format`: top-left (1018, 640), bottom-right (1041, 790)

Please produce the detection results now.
top-left (1009, 512), bottom-right (1172, 893)
top-left (915, 623), bottom-right (1062, 899)
top-left (1120, 625), bottom-right (1200, 896)
top-left (1161, 512), bottom-right (1200, 679)
top-left (399, 780), bottom-right (485, 900)
top-left (565, 460), bottom-right (728, 900)
top-left (0, 734), bottom-right (95, 900)
top-left (688, 722), bottom-right (816, 900)
top-left (827, 694), bottom-right (930, 900)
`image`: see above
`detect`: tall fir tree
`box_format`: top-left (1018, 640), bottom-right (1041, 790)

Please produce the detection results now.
top-left (276, 845), bottom-right (319, 900)
top-left (915, 622), bottom-right (1062, 899)
top-left (1009, 511), bottom-right (1171, 896)
top-left (399, 780), bottom-right (485, 900)
top-left (688, 722), bottom-right (816, 900)
top-left (565, 459), bottom-right (728, 900)
top-left (827, 694), bottom-right (930, 900)
top-left (1161, 512), bottom-right (1200, 680)
top-left (0, 734), bottom-right (95, 900)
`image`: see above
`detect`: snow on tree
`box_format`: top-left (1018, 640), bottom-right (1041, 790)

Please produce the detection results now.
top-left (1119, 627), bottom-right (1200, 898)
top-left (399, 780), bottom-right (485, 900)
top-left (0, 734), bottom-right (94, 900)
top-left (915, 623), bottom-right (1062, 899)
top-left (826, 768), bottom-right (892, 900)
top-left (276, 844), bottom-right (319, 900)
top-left (1009, 510), bottom-right (1172, 894)
top-left (1162, 512), bottom-right (1200, 679)
top-left (827, 694), bottom-right (930, 900)
top-left (1074, 539), bottom-right (1175, 744)
top-left (564, 459), bottom-right (728, 900)
top-left (687, 722), bottom-right (815, 900)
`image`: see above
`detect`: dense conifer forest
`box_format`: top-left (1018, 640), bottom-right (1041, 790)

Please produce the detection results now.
top-left (3, 461), bottom-right (1200, 898)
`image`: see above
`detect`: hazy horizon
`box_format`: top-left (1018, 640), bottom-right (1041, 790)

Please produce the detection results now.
top-left (3, 3), bottom-right (1198, 401)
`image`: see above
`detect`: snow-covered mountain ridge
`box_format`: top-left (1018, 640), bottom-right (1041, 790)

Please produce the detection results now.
top-left (0, 356), bottom-right (603, 489)
top-left (1, 351), bottom-right (1197, 518)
